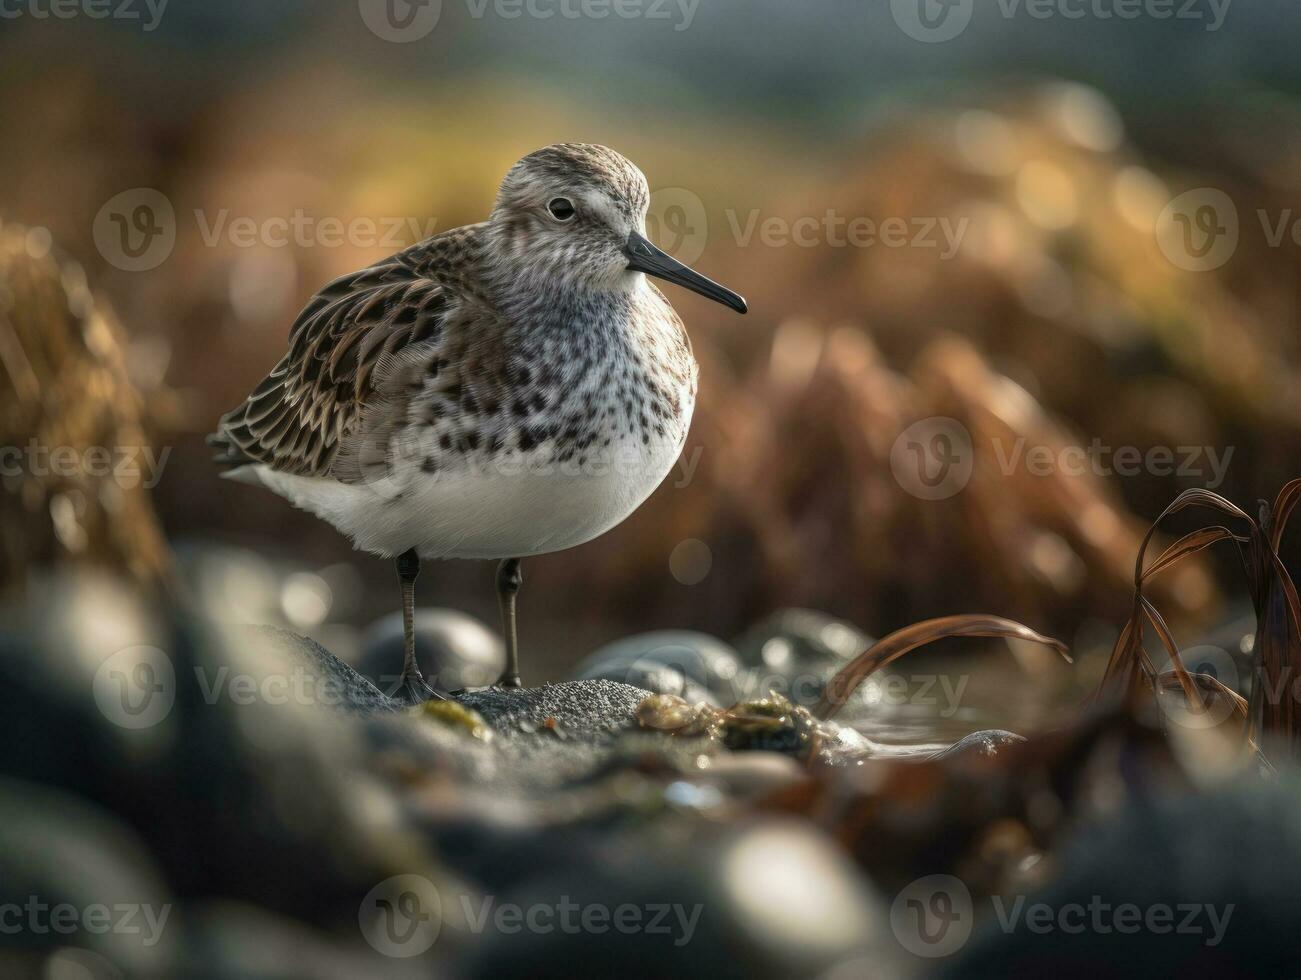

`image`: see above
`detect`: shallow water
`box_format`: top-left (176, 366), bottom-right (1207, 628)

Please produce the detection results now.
top-left (832, 648), bottom-right (1088, 759)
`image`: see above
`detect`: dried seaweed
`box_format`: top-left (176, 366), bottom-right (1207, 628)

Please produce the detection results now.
top-left (1097, 482), bottom-right (1301, 761)
top-left (816, 614), bottom-right (1071, 721)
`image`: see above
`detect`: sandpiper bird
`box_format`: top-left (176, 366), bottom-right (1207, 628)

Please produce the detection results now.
top-left (210, 144), bottom-right (747, 704)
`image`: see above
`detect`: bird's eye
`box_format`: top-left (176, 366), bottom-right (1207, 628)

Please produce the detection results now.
top-left (547, 197), bottom-right (576, 221)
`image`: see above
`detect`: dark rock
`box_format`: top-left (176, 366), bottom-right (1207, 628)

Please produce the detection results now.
top-left (574, 631), bottom-right (744, 706)
top-left (170, 902), bottom-right (429, 979)
top-left (247, 625), bottom-right (401, 713)
top-left (0, 573), bottom-right (440, 932)
top-left (441, 680), bottom-right (734, 792)
top-left (942, 776), bottom-right (1301, 978)
top-left (0, 777), bottom-right (175, 975)
top-left (735, 608), bottom-right (871, 674)
top-left (458, 679), bottom-right (646, 740)
top-left (360, 609), bottom-right (505, 695)
top-left (462, 819), bottom-right (892, 980)
top-left (733, 610), bottom-right (874, 712)
top-left (692, 751), bottom-right (805, 798)
top-left (580, 656), bottom-right (717, 706)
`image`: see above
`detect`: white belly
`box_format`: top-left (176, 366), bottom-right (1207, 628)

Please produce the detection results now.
top-left (246, 432), bottom-right (685, 560)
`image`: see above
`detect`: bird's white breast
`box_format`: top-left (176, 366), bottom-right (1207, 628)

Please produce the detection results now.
top-left (250, 393), bottom-right (693, 561)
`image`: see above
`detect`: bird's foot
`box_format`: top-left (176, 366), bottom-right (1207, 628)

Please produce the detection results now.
top-left (476, 673), bottom-right (524, 694)
top-left (395, 671), bottom-right (445, 707)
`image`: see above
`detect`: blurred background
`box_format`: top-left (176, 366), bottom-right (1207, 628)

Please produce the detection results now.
top-left (4, 0), bottom-right (1301, 701)
top-left (8, 4), bottom-right (1301, 977)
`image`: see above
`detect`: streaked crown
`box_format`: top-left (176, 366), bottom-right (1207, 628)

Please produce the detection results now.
top-left (495, 143), bottom-right (650, 218)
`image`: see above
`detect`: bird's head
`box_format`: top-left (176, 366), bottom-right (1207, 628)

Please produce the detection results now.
top-left (488, 143), bottom-right (746, 313)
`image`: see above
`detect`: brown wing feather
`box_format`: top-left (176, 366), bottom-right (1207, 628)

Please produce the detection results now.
top-left (209, 233), bottom-right (477, 478)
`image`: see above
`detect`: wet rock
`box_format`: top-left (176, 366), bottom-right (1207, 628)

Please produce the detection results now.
top-left (458, 680), bottom-right (645, 740)
top-left (933, 729), bottom-right (1026, 761)
top-left (581, 655), bottom-right (717, 706)
top-left (363, 706), bottom-right (499, 787)
top-left (0, 573), bottom-right (438, 930)
top-left (637, 692), bottom-right (723, 737)
top-left (735, 608), bottom-right (871, 677)
top-left (634, 692), bottom-right (873, 765)
top-left (942, 776), bottom-right (1301, 978)
top-left (360, 609), bottom-right (506, 696)
top-left (169, 901), bottom-right (429, 979)
top-left (463, 819), bottom-right (891, 980)
top-left (574, 631), bottom-right (744, 706)
top-left (431, 680), bottom-right (663, 791)
top-left (0, 777), bottom-right (175, 976)
top-left (722, 694), bottom-right (823, 755)
top-left (420, 699), bottom-right (494, 741)
top-left (247, 625), bottom-right (400, 713)
top-left (692, 751), bottom-right (806, 799)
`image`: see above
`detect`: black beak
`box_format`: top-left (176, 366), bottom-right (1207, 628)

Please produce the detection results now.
top-left (625, 231), bottom-right (747, 314)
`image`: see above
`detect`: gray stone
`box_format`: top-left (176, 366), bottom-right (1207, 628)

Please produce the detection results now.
top-left (458, 679), bottom-right (647, 740)
top-left (0, 777), bottom-right (175, 974)
top-left (464, 819), bottom-right (893, 980)
top-left (734, 608), bottom-right (872, 674)
top-left (574, 631), bottom-right (744, 706)
top-left (246, 625), bottom-right (401, 713)
top-left (360, 609), bottom-right (505, 695)
top-left (0, 574), bottom-right (436, 929)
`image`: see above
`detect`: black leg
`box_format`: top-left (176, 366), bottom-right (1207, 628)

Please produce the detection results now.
top-left (395, 548), bottom-right (440, 705)
top-left (496, 558), bottom-right (523, 688)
